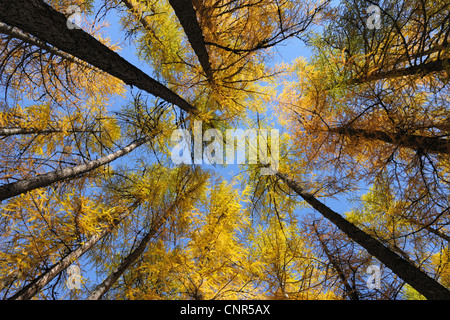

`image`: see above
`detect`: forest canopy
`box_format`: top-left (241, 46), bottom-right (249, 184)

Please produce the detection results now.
top-left (0, 0), bottom-right (449, 300)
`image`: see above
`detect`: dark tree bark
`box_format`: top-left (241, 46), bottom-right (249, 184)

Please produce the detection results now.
top-left (121, 0), bottom-right (213, 81)
top-left (276, 172), bottom-right (450, 300)
top-left (422, 226), bottom-right (450, 243)
top-left (329, 127), bottom-right (450, 155)
top-left (168, 0), bottom-right (213, 81)
top-left (0, 21), bottom-right (90, 68)
top-left (0, 0), bottom-right (198, 116)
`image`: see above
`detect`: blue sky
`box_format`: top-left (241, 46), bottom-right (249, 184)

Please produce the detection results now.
top-left (94, 5), bottom-right (360, 218)
top-left (90, 1), bottom-right (367, 234)
top-left (35, 1), bottom-right (372, 299)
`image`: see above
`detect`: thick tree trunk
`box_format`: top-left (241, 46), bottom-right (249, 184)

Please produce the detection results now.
top-left (0, 0), bottom-right (198, 116)
top-left (330, 127), bottom-right (450, 155)
top-left (0, 135), bottom-right (152, 202)
top-left (8, 202), bottom-right (139, 300)
top-left (0, 21), bottom-right (91, 69)
top-left (277, 172), bottom-right (450, 300)
top-left (168, 0), bottom-right (213, 81)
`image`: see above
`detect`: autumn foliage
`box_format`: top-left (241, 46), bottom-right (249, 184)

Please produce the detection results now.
top-left (0, 0), bottom-right (448, 300)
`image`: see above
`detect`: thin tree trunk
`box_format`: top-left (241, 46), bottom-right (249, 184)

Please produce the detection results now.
top-left (351, 57), bottom-right (450, 85)
top-left (0, 0), bottom-right (198, 116)
top-left (329, 127), bottom-right (450, 155)
top-left (396, 43), bottom-right (449, 65)
top-left (0, 135), bottom-right (152, 202)
top-left (120, 0), bottom-right (154, 32)
top-left (86, 222), bottom-right (160, 300)
top-left (0, 127), bottom-right (98, 137)
top-left (8, 202), bottom-right (139, 300)
top-left (407, 218), bottom-right (450, 243)
top-left (85, 168), bottom-right (207, 299)
top-left (423, 226), bottom-right (450, 243)
top-left (312, 223), bottom-right (359, 300)
top-left (276, 172), bottom-right (450, 300)
top-left (167, 0), bottom-right (213, 81)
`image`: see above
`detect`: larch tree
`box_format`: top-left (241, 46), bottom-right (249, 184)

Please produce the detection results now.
top-left (0, 0), bottom-right (449, 302)
top-left (276, 0), bottom-right (450, 299)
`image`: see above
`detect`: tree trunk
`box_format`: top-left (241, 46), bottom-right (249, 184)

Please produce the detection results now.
top-left (8, 202), bottom-right (139, 300)
top-left (312, 223), bottom-right (359, 300)
top-left (120, 0), bottom-right (153, 32)
top-left (396, 43), bottom-right (449, 65)
top-left (407, 218), bottom-right (450, 243)
top-left (330, 127), bottom-right (450, 155)
top-left (276, 172), bottom-right (450, 300)
top-left (0, 21), bottom-right (90, 69)
top-left (0, 135), bottom-right (152, 202)
top-left (168, 0), bottom-right (213, 81)
top-left (422, 226), bottom-right (450, 243)
top-left (122, 0), bottom-right (213, 82)
top-left (0, 0), bottom-right (198, 116)
top-left (351, 57), bottom-right (450, 85)
top-left (86, 169), bottom-right (205, 299)
top-left (86, 223), bottom-right (158, 300)
top-left (0, 127), bottom-right (98, 137)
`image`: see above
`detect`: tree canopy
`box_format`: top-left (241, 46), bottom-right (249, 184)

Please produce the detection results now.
top-left (0, 0), bottom-right (448, 301)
